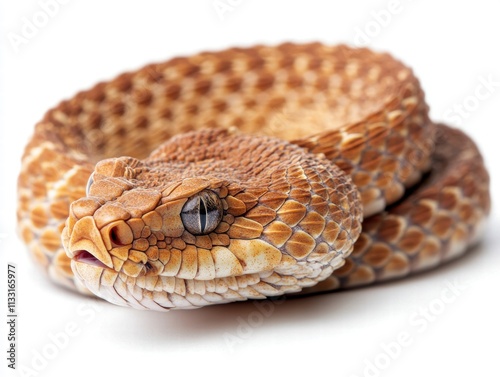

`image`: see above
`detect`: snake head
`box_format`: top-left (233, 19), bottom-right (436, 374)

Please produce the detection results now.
top-left (62, 130), bottom-right (362, 310)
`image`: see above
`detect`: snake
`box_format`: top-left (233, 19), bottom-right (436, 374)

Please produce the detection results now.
top-left (17, 43), bottom-right (490, 311)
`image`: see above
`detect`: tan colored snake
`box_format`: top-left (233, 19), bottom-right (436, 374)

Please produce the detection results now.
top-left (17, 43), bottom-right (490, 310)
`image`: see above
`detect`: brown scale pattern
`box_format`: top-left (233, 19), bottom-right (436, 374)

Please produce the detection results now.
top-left (305, 125), bottom-right (490, 293)
top-left (16, 43), bottom-right (490, 310)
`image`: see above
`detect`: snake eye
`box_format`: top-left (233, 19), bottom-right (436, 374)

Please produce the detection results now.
top-left (181, 190), bottom-right (223, 235)
top-left (85, 173), bottom-right (95, 196)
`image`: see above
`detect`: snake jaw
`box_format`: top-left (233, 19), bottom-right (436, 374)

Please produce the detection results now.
top-left (73, 250), bottom-right (109, 269)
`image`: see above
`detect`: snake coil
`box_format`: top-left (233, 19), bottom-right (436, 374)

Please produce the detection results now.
top-left (17, 43), bottom-right (490, 310)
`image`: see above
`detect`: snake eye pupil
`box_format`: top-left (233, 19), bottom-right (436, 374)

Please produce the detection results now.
top-left (181, 190), bottom-right (223, 235)
top-left (199, 198), bottom-right (207, 233)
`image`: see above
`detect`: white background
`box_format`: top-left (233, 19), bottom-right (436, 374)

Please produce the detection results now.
top-left (1, 1), bottom-right (499, 376)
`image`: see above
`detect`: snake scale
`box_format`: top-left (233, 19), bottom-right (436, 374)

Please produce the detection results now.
top-left (17, 43), bottom-right (490, 310)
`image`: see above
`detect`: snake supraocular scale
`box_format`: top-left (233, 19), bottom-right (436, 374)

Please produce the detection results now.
top-left (17, 43), bottom-right (490, 311)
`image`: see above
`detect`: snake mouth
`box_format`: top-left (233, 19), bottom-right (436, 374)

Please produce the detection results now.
top-left (73, 250), bottom-right (110, 269)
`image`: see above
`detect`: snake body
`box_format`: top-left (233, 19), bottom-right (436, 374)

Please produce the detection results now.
top-left (17, 43), bottom-right (490, 310)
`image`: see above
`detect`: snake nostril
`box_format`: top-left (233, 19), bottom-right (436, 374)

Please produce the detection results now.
top-left (107, 221), bottom-right (133, 247)
top-left (110, 226), bottom-right (124, 246)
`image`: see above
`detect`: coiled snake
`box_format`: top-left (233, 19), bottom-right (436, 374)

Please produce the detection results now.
top-left (17, 43), bottom-right (490, 310)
